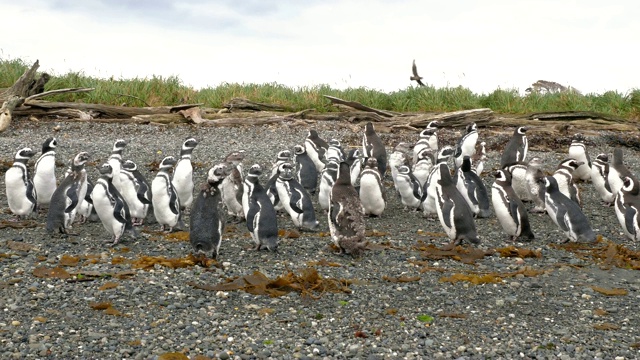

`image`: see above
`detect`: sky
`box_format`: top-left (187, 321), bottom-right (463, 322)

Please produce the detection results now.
top-left (2, 0), bottom-right (639, 95)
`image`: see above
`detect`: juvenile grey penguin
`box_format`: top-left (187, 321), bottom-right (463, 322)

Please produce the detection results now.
top-left (591, 154), bottom-right (615, 205)
top-left (293, 144), bottom-right (318, 195)
top-left (220, 150), bottom-right (245, 222)
top-left (492, 169), bottom-right (535, 242)
top-left (172, 137), bottom-right (198, 211)
top-left (318, 157), bottom-right (340, 211)
top-left (413, 121), bottom-right (439, 162)
top-left (329, 162), bottom-right (367, 257)
top-left (389, 142), bottom-right (412, 192)
top-left (108, 139), bottom-right (127, 193)
top-left (614, 176), bottom-right (640, 242)
top-left (394, 165), bottom-right (423, 210)
top-left (362, 122), bottom-right (387, 176)
top-left (5, 147), bottom-right (37, 219)
top-left (454, 156), bottom-right (491, 218)
top-left (608, 148), bottom-right (634, 196)
top-left (46, 152), bottom-right (90, 235)
top-left (568, 134), bottom-right (591, 181)
top-left (553, 158), bottom-right (582, 207)
top-left (275, 162), bottom-right (319, 231)
top-left (92, 163), bottom-right (134, 245)
top-left (120, 160), bottom-right (152, 225)
top-left (33, 137), bottom-right (57, 208)
top-left (152, 156), bottom-right (181, 232)
top-left (412, 148), bottom-right (436, 188)
top-left (190, 163), bottom-right (228, 258)
top-left (244, 164), bottom-right (279, 251)
top-left (524, 157), bottom-right (546, 213)
top-left (421, 146), bottom-right (456, 217)
top-left (304, 129), bottom-right (329, 172)
top-left (434, 162), bottom-right (480, 245)
top-left (359, 157), bottom-right (386, 217)
top-left (500, 126), bottom-right (528, 168)
top-left (543, 176), bottom-right (596, 243)
top-left (454, 123), bottom-right (478, 169)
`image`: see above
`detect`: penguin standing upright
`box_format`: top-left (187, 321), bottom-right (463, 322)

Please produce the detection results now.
top-left (504, 163), bottom-right (530, 202)
top-left (266, 150), bottom-right (292, 211)
top-left (33, 137), bottom-right (57, 208)
top-left (500, 126), bottom-right (528, 168)
top-left (454, 156), bottom-right (491, 218)
top-left (275, 162), bottom-right (319, 231)
top-left (454, 123), bottom-right (478, 169)
top-left (190, 164), bottom-right (228, 258)
top-left (608, 148), bottom-right (634, 196)
top-left (120, 160), bottom-right (152, 225)
top-left (421, 146), bottom-right (456, 217)
top-left (389, 142), bottom-right (412, 193)
top-left (413, 121), bottom-right (439, 162)
top-left (92, 163), bottom-right (134, 245)
top-left (345, 148), bottom-right (363, 187)
top-left (434, 162), bottom-right (480, 245)
top-left (568, 134), bottom-right (591, 181)
top-left (524, 157), bottom-right (546, 213)
top-left (543, 176), bottom-right (596, 243)
top-left (329, 162), bottom-right (367, 257)
top-left (172, 137), bottom-right (198, 212)
top-left (5, 147), bottom-right (37, 220)
top-left (243, 164), bottom-right (279, 251)
top-left (591, 154), bottom-right (615, 205)
top-left (553, 158), bottom-right (582, 207)
top-left (46, 152), bottom-right (90, 235)
top-left (293, 144), bottom-right (318, 195)
top-left (318, 158), bottom-right (340, 211)
top-left (220, 150), bottom-right (246, 222)
top-left (394, 165), bottom-right (423, 210)
top-left (270, 149), bottom-right (292, 178)
top-left (325, 139), bottom-right (345, 163)
top-left (359, 157), bottom-right (386, 217)
top-left (412, 148), bottom-right (435, 188)
top-left (614, 176), bottom-right (640, 242)
top-left (304, 129), bottom-right (329, 172)
top-left (152, 156), bottom-right (181, 232)
top-left (108, 139), bottom-right (127, 193)
top-left (492, 169), bottom-right (535, 242)
top-left (362, 122), bottom-right (387, 177)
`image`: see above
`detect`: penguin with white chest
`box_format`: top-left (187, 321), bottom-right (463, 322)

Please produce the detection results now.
top-left (394, 165), bottom-right (423, 210)
top-left (190, 164), bottom-right (228, 258)
top-left (389, 142), bottom-right (412, 193)
top-left (329, 162), bottom-right (367, 257)
top-left (108, 139), bottom-right (127, 193)
top-left (92, 163), bottom-right (135, 245)
top-left (359, 157), bottom-right (386, 217)
top-left (318, 157), bottom-right (340, 211)
top-left (454, 155), bottom-right (491, 218)
top-left (454, 123), bottom-right (478, 169)
top-left (412, 148), bottom-right (436, 188)
top-left (120, 160), bottom-right (152, 225)
top-left (553, 158), bottom-right (582, 207)
top-left (614, 176), bottom-right (640, 242)
top-left (591, 154), bottom-right (615, 205)
top-left (501, 126), bottom-right (528, 168)
top-left (345, 148), bottom-right (363, 187)
top-left (504, 162), bottom-right (530, 202)
top-left (492, 169), bottom-right (535, 242)
top-left (33, 137), bottom-right (57, 208)
top-left (608, 148), bottom-right (634, 196)
top-left (266, 149), bottom-right (292, 211)
top-left (305, 129), bottom-right (329, 172)
top-left (5, 147), bottom-right (37, 220)
top-left (413, 121), bottom-right (439, 162)
top-left (362, 122), bottom-right (387, 177)
top-left (152, 156), bottom-right (181, 232)
top-left (568, 134), bottom-right (591, 181)
top-left (293, 144), bottom-right (318, 195)
top-left (172, 137), bottom-right (198, 212)
top-left (421, 146), bottom-right (456, 217)
top-left (46, 152), bottom-right (90, 235)
top-left (219, 150), bottom-right (246, 222)
top-left (275, 162), bottom-right (319, 231)
top-left (243, 164), bottom-right (279, 251)
top-left (543, 176), bottom-right (596, 243)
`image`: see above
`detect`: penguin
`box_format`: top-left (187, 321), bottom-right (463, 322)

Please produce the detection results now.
top-left (421, 146), bottom-right (456, 217)
top-left (608, 148), bottom-right (634, 196)
top-left (345, 148), bottom-right (363, 187)
top-left (568, 133), bottom-right (591, 181)
top-left (524, 157), bottom-right (546, 213)
top-left (362, 122), bottom-right (387, 176)
top-left (293, 144), bottom-right (318, 195)
top-left (412, 148), bottom-right (435, 188)
top-left (190, 163), bottom-right (228, 258)
top-left (266, 150), bottom-right (292, 211)
top-left (591, 153), bottom-right (615, 205)
top-left (504, 163), bottom-right (530, 202)
top-left (413, 121), bottom-right (439, 162)
top-left (491, 169), bottom-right (535, 242)
top-left (77, 177), bottom-right (100, 224)
top-left (325, 139), bottom-right (345, 162)
top-left (304, 129), bottom-right (329, 172)
top-left (46, 152), bottom-right (90, 235)
top-left (120, 160), bottom-right (152, 225)
top-left (220, 150), bottom-right (246, 222)
top-left (553, 158), bottom-right (582, 207)
top-left (359, 157), bottom-right (386, 217)
top-left (500, 126), bottom-right (528, 168)
top-left (454, 123), bottom-right (478, 169)
top-left (33, 137), bottom-right (57, 208)
top-left (471, 141), bottom-right (487, 176)
top-left (108, 139), bottom-right (127, 193)
top-left (242, 164), bottom-right (261, 220)
top-left (318, 157), bottom-right (340, 211)
top-left (394, 165), bottom-right (423, 210)
top-left (329, 162), bottom-right (367, 257)
top-left (389, 142), bottom-right (412, 193)
top-left (434, 162), bottom-right (480, 245)
top-left (5, 147), bottom-right (37, 220)
top-left (151, 156), bottom-right (181, 232)
top-left (543, 176), bottom-right (596, 243)
top-left (454, 156), bottom-right (491, 218)
top-left (270, 149), bottom-right (292, 178)
top-left (92, 163), bottom-right (134, 245)
top-left (614, 176), bottom-right (640, 242)
top-left (172, 137), bottom-right (198, 211)
top-left (275, 162), bottom-right (319, 231)
top-left (243, 164), bottom-right (279, 251)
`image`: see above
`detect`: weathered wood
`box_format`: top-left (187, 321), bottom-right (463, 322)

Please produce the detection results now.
top-left (322, 95), bottom-right (400, 118)
top-left (524, 111), bottom-right (629, 123)
top-left (224, 97), bottom-right (286, 112)
top-left (0, 96), bottom-right (24, 132)
top-left (402, 108), bottom-right (495, 128)
top-left (24, 87), bottom-right (95, 102)
top-left (0, 60), bottom-right (46, 102)
top-left (14, 101), bottom-right (203, 119)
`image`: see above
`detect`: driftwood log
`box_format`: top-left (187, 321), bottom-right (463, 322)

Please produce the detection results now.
top-left (224, 97), bottom-right (286, 112)
top-left (0, 60), bottom-right (50, 102)
top-left (323, 95), bottom-right (401, 117)
top-left (15, 101), bottom-right (203, 119)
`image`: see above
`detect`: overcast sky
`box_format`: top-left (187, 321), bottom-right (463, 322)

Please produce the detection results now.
top-left (2, 0), bottom-right (638, 95)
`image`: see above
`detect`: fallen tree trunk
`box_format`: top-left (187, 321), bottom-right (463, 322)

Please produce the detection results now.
top-left (523, 111), bottom-right (629, 123)
top-left (323, 95), bottom-right (401, 118)
top-left (0, 60), bottom-right (50, 102)
top-left (14, 101), bottom-right (203, 119)
top-left (224, 97), bottom-right (287, 112)
top-left (399, 108), bottom-right (495, 128)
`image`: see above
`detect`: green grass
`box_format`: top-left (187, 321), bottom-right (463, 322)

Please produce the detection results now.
top-left (2, 57), bottom-right (638, 119)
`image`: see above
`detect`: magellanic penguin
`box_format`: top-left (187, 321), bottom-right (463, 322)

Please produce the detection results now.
top-left (608, 148), bottom-right (633, 196)
top-left (500, 126), bottom-right (528, 168)
top-left (543, 176), bottom-right (596, 243)
top-left (266, 150), bottom-right (292, 211)
top-left (552, 158), bottom-right (582, 207)
top-left (108, 139), bottom-right (127, 193)
top-left (413, 121), bottom-right (439, 162)
top-left (5, 147), bottom-right (37, 219)
top-left (345, 148), bottom-right (363, 187)
top-left (190, 163), bottom-right (228, 258)
top-left (172, 137), bottom-right (198, 211)
top-left (304, 129), bottom-right (329, 172)
top-left (318, 157), bottom-right (340, 211)
top-left (389, 142), bottom-right (412, 193)
top-left (244, 164), bottom-right (279, 251)
top-left (504, 162), bottom-right (530, 202)
top-left (92, 163), bottom-right (134, 245)
top-left (325, 139), bottom-right (345, 163)
top-left (220, 150), bottom-right (246, 222)
top-left (471, 141), bottom-right (487, 176)
top-left (421, 146), bottom-right (456, 217)
top-left (275, 162), bottom-right (319, 231)
top-left (329, 162), bottom-right (367, 257)
top-left (362, 122), bottom-right (387, 177)
top-left (46, 152), bottom-right (90, 235)
top-left (33, 137), bottom-right (57, 208)
top-left (151, 156), bottom-right (181, 232)
top-left (591, 154), bottom-right (615, 205)
top-left (394, 165), bottom-right (423, 210)
top-left (454, 123), bottom-right (478, 169)
top-left (614, 176), bottom-right (640, 242)
top-left (434, 162), bottom-right (480, 245)
top-left (412, 148), bottom-right (436, 188)
top-left (524, 157), bottom-right (546, 213)
top-left (454, 156), bottom-right (491, 218)
top-left (293, 144), bottom-right (318, 195)
top-left (568, 133), bottom-right (591, 181)
top-left (120, 160), bottom-right (152, 225)
top-left (77, 178), bottom-right (99, 224)
top-left (270, 149), bottom-right (292, 178)
top-left (359, 157), bottom-right (386, 217)
top-left (492, 169), bottom-right (535, 242)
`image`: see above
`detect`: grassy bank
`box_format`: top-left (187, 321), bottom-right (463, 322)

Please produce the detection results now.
top-left (2, 57), bottom-right (639, 119)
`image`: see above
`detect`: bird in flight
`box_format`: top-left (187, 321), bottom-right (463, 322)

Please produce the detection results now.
top-left (410, 59), bottom-right (425, 86)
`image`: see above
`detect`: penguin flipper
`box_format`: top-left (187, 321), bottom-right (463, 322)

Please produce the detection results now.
top-left (26, 180), bottom-right (37, 205)
top-left (246, 202), bottom-right (259, 233)
top-left (137, 182), bottom-right (152, 205)
top-left (508, 198), bottom-right (521, 228)
top-left (289, 188), bottom-right (305, 215)
top-left (625, 205), bottom-right (638, 236)
top-left (168, 186), bottom-right (180, 215)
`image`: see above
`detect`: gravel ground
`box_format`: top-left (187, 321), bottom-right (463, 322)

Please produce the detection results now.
top-left (1, 120), bottom-right (640, 360)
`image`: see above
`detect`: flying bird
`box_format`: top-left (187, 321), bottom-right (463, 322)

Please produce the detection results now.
top-left (410, 59), bottom-right (425, 87)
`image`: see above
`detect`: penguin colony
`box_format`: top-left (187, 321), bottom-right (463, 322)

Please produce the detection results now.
top-left (4, 126), bottom-right (639, 259)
